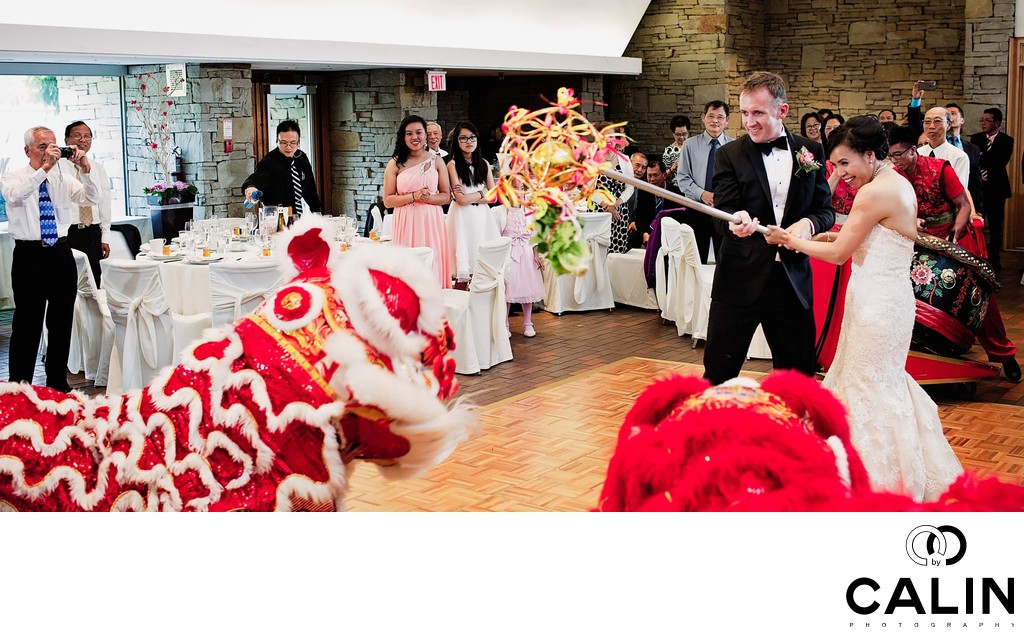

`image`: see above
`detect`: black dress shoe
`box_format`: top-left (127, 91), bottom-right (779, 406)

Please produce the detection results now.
top-left (1004, 358), bottom-right (1022, 383)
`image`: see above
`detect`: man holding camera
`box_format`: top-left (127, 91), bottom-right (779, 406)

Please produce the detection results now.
top-left (61, 120), bottom-right (111, 286)
top-left (0, 126), bottom-right (100, 391)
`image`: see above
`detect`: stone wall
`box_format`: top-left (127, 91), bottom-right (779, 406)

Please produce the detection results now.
top-left (125, 63), bottom-right (254, 220)
top-left (608, 0), bottom-right (1016, 153)
top-left (327, 69), bottom-right (438, 219)
top-left (608, 0), bottom-right (730, 157)
top-left (965, 0), bottom-right (1015, 125)
top-left (56, 76), bottom-right (126, 216)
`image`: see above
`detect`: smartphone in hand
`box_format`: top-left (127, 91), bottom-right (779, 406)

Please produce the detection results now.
top-left (916, 80), bottom-right (938, 91)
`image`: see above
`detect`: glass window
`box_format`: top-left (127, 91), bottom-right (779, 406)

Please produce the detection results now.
top-left (0, 75), bottom-right (126, 222)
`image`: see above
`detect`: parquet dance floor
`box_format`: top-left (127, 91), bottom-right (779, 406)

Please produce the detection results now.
top-left (345, 357), bottom-right (1024, 511)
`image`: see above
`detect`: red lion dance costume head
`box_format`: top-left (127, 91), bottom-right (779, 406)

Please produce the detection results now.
top-left (597, 371), bottom-right (1024, 512)
top-left (0, 215), bottom-right (473, 511)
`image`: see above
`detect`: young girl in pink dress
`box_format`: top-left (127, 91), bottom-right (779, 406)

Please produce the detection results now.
top-left (383, 115), bottom-right (452, 289)
top-left (501, 204), bottom-right (544, 337)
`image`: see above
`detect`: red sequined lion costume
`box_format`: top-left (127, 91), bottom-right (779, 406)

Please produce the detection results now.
top-left (0, 215), bottom-right (473, 511)
top-left (597, 371), bottom-right (1024, 512)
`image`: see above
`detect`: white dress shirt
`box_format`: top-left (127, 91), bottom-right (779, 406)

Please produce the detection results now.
top-left (59, 157), bottom-right (112, 243)
top-left (0, 163), bottom-right (100, 241)
top-left (920, 141), bottom-right (969, 189)
top-left (762, 141), bottom-right (793, 226)
top-left (675, 131), bottom-right (734, 199)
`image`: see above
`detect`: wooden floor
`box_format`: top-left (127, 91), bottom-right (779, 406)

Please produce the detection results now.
top-left (3, 249), bottom-right (1024, 510)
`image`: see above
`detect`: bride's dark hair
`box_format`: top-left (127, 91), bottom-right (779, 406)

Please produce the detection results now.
top-left (825, 115), bottom-right (888, 161)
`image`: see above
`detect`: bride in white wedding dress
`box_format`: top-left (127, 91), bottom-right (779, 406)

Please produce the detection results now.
top-left (766, 116), bottom-right (962, 501)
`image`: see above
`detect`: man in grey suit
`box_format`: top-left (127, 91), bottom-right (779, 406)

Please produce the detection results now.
top-left (675, 99), bottom-right (733, 263)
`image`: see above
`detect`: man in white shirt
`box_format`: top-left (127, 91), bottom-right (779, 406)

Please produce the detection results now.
top-left (919, 107), bottom-right (971, 189)
top-left (426, 122), bottom-right (449, 158)
top-left (0, 126), bottom-right (100, 391)
top-left (61, 120), bottom-right (111, 285)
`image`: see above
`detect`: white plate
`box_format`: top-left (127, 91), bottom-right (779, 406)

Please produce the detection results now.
top-left (186, 255), bottom-right (223, 264)
top-left (148, 252), bottom-right (184, 261)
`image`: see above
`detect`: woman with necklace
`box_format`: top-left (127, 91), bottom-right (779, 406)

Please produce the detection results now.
top-left (384, 115), bottom-right (453, 288)
top-left (766, 116), bottom-right (962, 501)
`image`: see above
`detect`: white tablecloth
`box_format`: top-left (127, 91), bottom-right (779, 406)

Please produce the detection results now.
top-left (140, 246), bottom-right (271, 315)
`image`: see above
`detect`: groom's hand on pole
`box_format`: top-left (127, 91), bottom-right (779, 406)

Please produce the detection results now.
top-left (729, 210), bottom-right (759, 237)
top-left (785, 218), bottom-right (815, 241)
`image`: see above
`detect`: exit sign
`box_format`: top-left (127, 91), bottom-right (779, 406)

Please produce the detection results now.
top-left (427, 70), bottom-right (447, 91)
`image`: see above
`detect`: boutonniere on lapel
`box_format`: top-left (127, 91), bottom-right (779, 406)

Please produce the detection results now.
top-left (794, 146), bottom-right (822, 176)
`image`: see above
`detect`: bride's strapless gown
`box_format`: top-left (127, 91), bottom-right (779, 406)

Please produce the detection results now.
top-left (823, 224), bottom-right (963, 501)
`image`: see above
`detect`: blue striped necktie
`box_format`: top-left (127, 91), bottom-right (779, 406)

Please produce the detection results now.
top-left (39, 181), bottom-right (58, 246)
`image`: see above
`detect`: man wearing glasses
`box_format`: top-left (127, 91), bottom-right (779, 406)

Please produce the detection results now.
top-left (243, 120), bottom-right (321, 216)
top-left (675, 100), bottom-right (733, 264)
top-left (61, 120), bottom-right (111, 285)
top-left (1, 126), bottom-right (100, 392)
top-left (970, 108), bottom-right (1014, 270)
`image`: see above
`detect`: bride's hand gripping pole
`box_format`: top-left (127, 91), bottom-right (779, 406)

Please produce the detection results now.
top-left (603, 169), bottom-right (770, 235)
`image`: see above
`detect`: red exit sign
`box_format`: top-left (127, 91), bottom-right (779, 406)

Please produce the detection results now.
top-left (427, 70), bottom-right (447, 91)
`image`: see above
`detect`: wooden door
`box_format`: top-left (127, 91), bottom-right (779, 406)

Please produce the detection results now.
top-left (1005, 39), bottom-right (1024, 248)
top-left (251, 72), bottom-right (332, 215)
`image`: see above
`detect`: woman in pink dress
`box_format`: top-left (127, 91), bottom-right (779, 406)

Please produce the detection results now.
top-left (383, 115), bottom-right (453, 289)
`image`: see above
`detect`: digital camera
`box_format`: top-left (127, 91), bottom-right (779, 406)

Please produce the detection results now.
top-left (59, 146), bottom-right (75, 159)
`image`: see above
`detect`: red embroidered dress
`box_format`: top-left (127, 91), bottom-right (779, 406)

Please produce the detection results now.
top-left (895, 155), bottom-right (964, 240)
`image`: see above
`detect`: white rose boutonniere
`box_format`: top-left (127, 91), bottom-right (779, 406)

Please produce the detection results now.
top-left (794, 146), bottom-right (823, 176)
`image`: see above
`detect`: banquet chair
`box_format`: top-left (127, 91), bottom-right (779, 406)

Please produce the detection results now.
top-left (608, 248), bottom-right (659, 310)
top-left (685, 230), bottom-right (771, 361)
top-left (68, 249), bottom-right (114, 386)
top-left (158, 262), bottom-right (214, 359)
top-left (442, 237), bottom-right (513, 374)
top-left (108, 230), bottom-right (134, 261)
top-left (540, 212), bottom-right (614, 314)
top-left (654, 217), bottom-right (685, 325)
top-left (208, 259), bottom-right (285, 328)
top-left (407, 246), bottom-right (434, 269)
top-left (102, 259), bottom-right (174, 392)
top-left (381, 213), bottom-right (394, 237)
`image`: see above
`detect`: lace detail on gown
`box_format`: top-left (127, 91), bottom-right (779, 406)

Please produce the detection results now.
top-left (822, 225), bottom-right (962, 501)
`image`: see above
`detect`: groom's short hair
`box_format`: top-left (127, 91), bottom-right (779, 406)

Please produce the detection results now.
top-left (741, 72), bottom-right (787, 105)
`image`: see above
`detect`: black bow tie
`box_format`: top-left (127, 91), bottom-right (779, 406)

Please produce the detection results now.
top-left (757, 136), bottom-right (789, 156)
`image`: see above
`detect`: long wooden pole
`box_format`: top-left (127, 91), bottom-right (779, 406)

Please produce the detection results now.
top-left (600, 168), bottom-right (770, 235)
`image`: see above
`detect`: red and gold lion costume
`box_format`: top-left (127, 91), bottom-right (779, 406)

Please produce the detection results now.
top-left (597, 371), bottom-right (1024, 512)
top-left (0, 216), bottom-right (473, 511)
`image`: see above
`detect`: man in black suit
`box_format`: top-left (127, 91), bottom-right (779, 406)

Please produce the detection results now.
top-left (971, 107), bottom-right (1014, 269)
top-left (703, 72), bottom-right (835, 385)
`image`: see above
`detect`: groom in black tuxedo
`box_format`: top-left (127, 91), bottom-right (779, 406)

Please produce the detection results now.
top-left (703, 72), bottom-right (835, 385)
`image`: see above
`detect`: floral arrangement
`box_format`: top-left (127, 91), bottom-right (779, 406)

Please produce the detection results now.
top-left (794, 146), bottom-right (822, 176)
top-left (487, 87), bottom-right (627, 275)
top-left (129, 72), bottom-right (185, 189)
top-left (143, 180), bottom-right (198, 205)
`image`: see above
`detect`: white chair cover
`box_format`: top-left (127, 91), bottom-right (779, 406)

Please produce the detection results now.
top-left (381, 214), bottom-right (393, 237)
top-left (672, 224), bottom-right (706, 336)
top-left (440, 289), bottom-right (479, 375)
top-left (159, 263), bottom-right (213, 359)
top-left (608, 248), bottom-right (658, 309)
top-left (370, 205), bottom-right (384, 235)
top-left (407, 246), bottom-right (434, 269)
top-left (655, 217), bottom-right (684, 324)
top-left (441, 237), bottom-right (513, 374)
top-left (209, 260), bottom-right (284, 328)
top-left (541, 212), bottom-right (614, 314)
top-left (468, 237), bottom-right (513, 370)
top-left (68, 249), bottom-right (114, 386)
top-left (102, 259), bottom-right (174, 392)
top-left (108, 231), bottom-right (133, 260)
